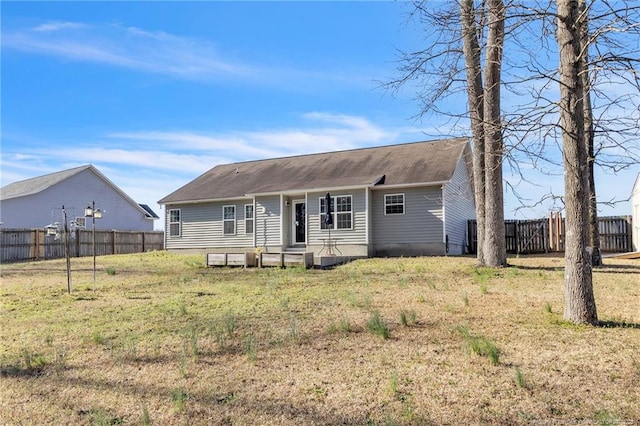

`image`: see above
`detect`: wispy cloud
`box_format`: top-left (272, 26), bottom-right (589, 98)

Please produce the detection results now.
top-left (1, 113), bottom-right (425, 212)
top-left (2, 20), bottom-right (378, 88)
top-left (3, 20), bottom-right (255, 80)
top-left (32, 21), bottom-right (88, 32)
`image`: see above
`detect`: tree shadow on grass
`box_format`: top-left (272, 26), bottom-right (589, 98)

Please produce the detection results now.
top-left (512, 262), bottom-right (640, 274)
top-left (598, 320), bottom-right (640, 329)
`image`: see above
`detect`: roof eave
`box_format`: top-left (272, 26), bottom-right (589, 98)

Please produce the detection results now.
top-left (246, 183), bottom-right (373, 197)
top-left (159, 195), bottom-right (253, 206)
top-left (370, 180), bottom-right (450, 190)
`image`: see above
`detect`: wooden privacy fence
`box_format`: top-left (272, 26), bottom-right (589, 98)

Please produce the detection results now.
top-left (467, 215), bottom-right (633, 254)
top-left (0, 228), bottom-right (164, 263)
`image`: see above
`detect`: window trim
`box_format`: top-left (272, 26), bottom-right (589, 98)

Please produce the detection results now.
top-left (169, 209), bottom-right (182, 237)
top-left (244, 204), bottom-right (254, 235)
top-left (320, 195), bottom-right (353, 231)
top-left (223, 205), bottom-right (236, 235)
top-left (384, 193), bottom-right (405, 215)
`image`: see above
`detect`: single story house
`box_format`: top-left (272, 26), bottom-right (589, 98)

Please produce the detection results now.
top-left (0, 165), bottom-right (158, 231)
top-left (158, 138), bottom-right (476, 258)
top-left (632, 172), bottom-right (640, 252)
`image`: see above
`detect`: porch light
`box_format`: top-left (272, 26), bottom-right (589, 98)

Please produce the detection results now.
top-left (85, 201), bottom-right (103, 291)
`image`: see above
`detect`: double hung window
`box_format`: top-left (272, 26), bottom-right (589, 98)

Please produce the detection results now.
top-left (223, 205), bottom-right (236, 235)
top-left (320, 195), bottom-right (352, 230)
top-left (169, 209), bottom-right (181, 237)
top-left (245, 205), bottom-right (254, 234)
top-left (384, 194), bottom-right (405, 215)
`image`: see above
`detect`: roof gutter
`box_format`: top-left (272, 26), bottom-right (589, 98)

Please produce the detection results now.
top-left (159, 196), bottom-right (252, 206)
top-left (160, 180), bottom-right (453, 205)
top-left (369, 180), bottom-right (450, 190)
top-left (246, 183), bottom-right (372, 197)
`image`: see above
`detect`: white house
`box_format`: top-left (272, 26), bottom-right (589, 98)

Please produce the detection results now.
top-left (159, 138), bottom-right (476, 258)
top-left (632, 172), bottom-right (640, 252)
top-left (0, 165), bottom-right (158, 231)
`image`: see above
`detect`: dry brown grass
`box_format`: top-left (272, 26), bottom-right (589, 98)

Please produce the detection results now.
top-left (1, 252), bottom-right (639, 425)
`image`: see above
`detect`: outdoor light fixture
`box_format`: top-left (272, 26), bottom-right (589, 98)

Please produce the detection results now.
top-left (85, 201), bottom-right (103, 291)
top-left (45, 223), bottom-right (60, 237)
top-left (85, 204), bottom-right (102, 218)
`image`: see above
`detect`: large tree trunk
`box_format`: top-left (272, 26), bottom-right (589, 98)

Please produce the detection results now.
top-left (556, 0), bottom-right (598, 325)
top-left (482, 0), bottom-right (507, 267)
top-left (460, 0), bottom-right (486, 265)
top-left (578, 0), bottom-right (602, 267)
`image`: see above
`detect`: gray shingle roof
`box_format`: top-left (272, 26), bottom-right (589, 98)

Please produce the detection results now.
top-left (159, 138), bottom-right (470, 204)
top-left (0, 165), bottom-right (91, 200)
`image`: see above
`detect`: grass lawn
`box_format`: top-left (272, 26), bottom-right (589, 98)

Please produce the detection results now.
top-left (1, 252), bottom-right (639, 425)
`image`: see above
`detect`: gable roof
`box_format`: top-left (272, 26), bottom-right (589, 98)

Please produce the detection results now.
top-left (0, 165), bottom-right (91, 200)
top-left (0, 165), bottom-right (156, 219)
top-left (159, 138), bottom-right (470, 204)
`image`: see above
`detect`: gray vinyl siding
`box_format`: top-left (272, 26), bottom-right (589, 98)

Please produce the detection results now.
top-left (165, 200), bottom-right (254, 249)
top-left (255, 195), bottom-right (282, 247)
top-left (0, 169), bottom-right (154, 231)
top-left (307, 189), bottom-right (367, 245)
top-left (371, 186), bottom-right (444, 245)
top-left (443, 156), bottom-right (476, 254)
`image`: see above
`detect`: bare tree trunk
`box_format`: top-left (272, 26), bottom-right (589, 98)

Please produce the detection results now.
top-left (460, 0), bottom-right (486, 265)
top-left (556, 0), bottom-right (598, 325)
top-left (578, 0), bottom-right (602, 267)
top-left (482, 0), bottom-right (507, 267)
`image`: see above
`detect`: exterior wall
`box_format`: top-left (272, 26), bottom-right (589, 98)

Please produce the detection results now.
top-left (306, 189), bottom-right (368, 256)
top-left (443, 155), bottom-right (476, 254)
top-left (0, 169), bottom-right (153, 231)
top-left (255, 195), bottom-right (282, 250)
top-left (371, 186), bottom-right (445, 256)
top-left (165, 199), bottom-right (254, 250)
top-left (633, 175), bottom-right (640, 252)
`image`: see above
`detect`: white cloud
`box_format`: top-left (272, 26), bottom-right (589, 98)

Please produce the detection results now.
top-left (32, 21), bottom-right (88, 32)
top-left (3, 21), bottom-right (253, 80)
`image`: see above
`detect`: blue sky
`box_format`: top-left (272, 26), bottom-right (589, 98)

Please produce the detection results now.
top-left (2, 1), bottom-right (638, 229)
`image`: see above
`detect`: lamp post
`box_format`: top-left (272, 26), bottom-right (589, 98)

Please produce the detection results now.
top-left (85, 201), bottom-right (102, 291)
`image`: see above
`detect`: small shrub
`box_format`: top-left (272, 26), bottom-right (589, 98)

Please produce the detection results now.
top-left (22, 348), bottom-right (47, 370)
top-left (289, 313), bottom-right (300, 342)
top-left (244, 334), bottom-right (257, 362)
top-left (53, 345), bottom-right (67, 374)
top-left (177, 300), bottom-right (187, 316)
top-left (105, 267), bottom-right (117, 276)
top-left (183, 327), bottom-right (199, 357)
top-left (462, 292), bottom-right (469, 307)
top-left (399, 309), bottom-right (417, 327)
top-left (223, 311), bottom-right (237, 336)
top-left (91, 330), bottom-right (106, 345)
top-left (171, 388), bottom-right (188, 413)
top-left (367, 310), bottom-right (390, 339)
top-left (339, 318), bottom-right (351, 333)
top-left (141, 404), bottom-right (151, 426)
top-left (456, 325), bottom-right (500, 365)
top-left (479, 282), bottom-right (488, 295)
top-left (594, 409), bottom-right (618, 425)
top-left (388, 371), bottom-right (399, 396)
top-left (91, 408), bottom-right (125, 425)
top-left (328, 318), bottom-right (351, 334)
top-left (543, 302), bottom-right (552, 314)
top-left (514, 367), bottom-right (526, 388)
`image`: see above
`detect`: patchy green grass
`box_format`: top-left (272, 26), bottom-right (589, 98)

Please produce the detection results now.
top-left (1, 252), bottom-right (639, 425)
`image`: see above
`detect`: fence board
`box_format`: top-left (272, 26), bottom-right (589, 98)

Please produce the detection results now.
top-left (467, 215), bottom-right (632, 254)
top-left (1, 228), bottom-right (164, 263)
